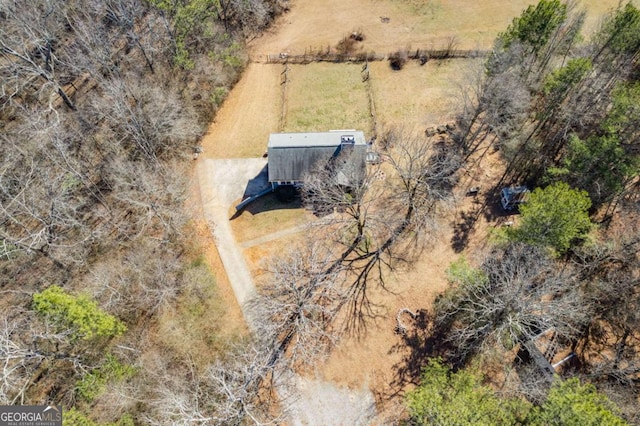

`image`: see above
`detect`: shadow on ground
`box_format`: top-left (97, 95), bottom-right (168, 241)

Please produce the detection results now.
top-left (450, 187), bottom-right (519, 252)
top-left (230, 164), bottom-right (302, 219)
top-left (376, 310), bottom-right (454, 403)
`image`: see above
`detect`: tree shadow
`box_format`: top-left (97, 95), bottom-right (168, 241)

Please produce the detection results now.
top-left (450, 186), bottom-right (520, 252)
top-left (375, 310), bottom-right (454, 403)
top-left (451, 204), bottom-right (483, 253)
top-left (231, 192), bottom-right (302, 220)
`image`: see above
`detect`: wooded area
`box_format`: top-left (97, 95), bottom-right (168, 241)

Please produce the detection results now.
top-left (422, 1), bottom-right (640, 423)
top-left (1, 0), bottom-right (638, 424)
top-left (0, 0), bottom-right (283, 423)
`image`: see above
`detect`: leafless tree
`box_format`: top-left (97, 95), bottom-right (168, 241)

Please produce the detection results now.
top-left (434, 243), bottom-right (589, 362)
top-left (141, 339), bottom-right (282, 426)
top-left (571, 230), bottom-right (640, 403)
top-left (0, 313), bottom-right (43, 405)
top-left (0, 113), bottom-right (96, 266)
top-left (224, 0), bottom-right (272, 39)
top-left (90, 76), bottom-right (200, 163)
top-left (250, 242), bottom-right (345, 366)
top-left (0, 1), bottom-right (77, 111)
top-left (298, 130), bottom-right (460, 332)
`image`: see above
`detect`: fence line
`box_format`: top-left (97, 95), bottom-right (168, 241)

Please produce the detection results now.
top-left (265, 48), bottom-right (489, 64)
top-left (279, 62), bottom-right (289, 131)
top-left (362, 62), bottom-right (378, 139)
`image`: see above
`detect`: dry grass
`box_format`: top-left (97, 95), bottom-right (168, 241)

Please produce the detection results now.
top-left (252, 0), bottom-right (621, 56)
top-left (155, 182), bottom-right (249, 368)
top-left (229, 193), bottom-right (312, 243)
top-left (370, 59), bottom-right (479, 131)
top-left (284, 63), bottom-right (373, 134)
top-left (201, 63), bottom-right (282, 158)
top-left (243, 234), bottom-right (305, 287)
top-left (155, 263), bottom-right (228, 365)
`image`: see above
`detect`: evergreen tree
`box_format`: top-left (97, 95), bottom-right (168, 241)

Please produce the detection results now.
top-left (508, 182), bottom-right (593, 253)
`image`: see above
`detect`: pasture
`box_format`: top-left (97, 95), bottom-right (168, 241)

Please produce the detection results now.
top-left (283, 63), bottom-right (373, 134)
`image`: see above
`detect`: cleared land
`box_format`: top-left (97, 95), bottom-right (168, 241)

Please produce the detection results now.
top-left (196, 0), bottom-right (625, 419)
top-left (250, 0), bottom-right (618, 56)
top-left (370, 59), bottom-right (479, 131)
top-left (283, 63), bottom-right (373, 133)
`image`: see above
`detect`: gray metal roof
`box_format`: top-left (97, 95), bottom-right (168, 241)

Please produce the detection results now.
top-left (268, 131), bottom-right (367, 149)
top-left (267, 131), bottom-right (367, 183)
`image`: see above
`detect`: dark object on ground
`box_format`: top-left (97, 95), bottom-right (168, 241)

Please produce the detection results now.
top-left (500, 186), bottom-right (530, 211)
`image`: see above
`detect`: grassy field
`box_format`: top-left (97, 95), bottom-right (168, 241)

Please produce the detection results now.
top-left (283, 63), bottom-right (373, 134)
top-left (370, 59), bottom-right (481, 131)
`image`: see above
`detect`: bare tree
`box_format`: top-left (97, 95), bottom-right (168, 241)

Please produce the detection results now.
top-left (571, 230), bottom-right (640, 410)
top-left (298, 130), bottom-right (460, 332)
top-left (0, 1), bottom-right (77, 110)
top-left (141, 339), bottom-right (282, 426)
top-left (0, 313), bottom-right (43, 405)
top-left (0, 114), bottom-right (96, 266)
top-left (250, 242), bottom-right (345, 366)
top-left (90, 76), bottom-right (200, 163)
top-left (434, 243), bottom-right (588, 363)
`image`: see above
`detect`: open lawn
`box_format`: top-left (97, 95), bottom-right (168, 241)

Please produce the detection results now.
top-left (251, 0), bottom-right (621, 56)
top-left (283, 63), bottom-right (373, 134)
top-left (370, 59), bottom-right (480, 131)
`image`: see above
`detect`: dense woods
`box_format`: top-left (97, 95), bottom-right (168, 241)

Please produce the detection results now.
top-left (0, 0), bottom-right (282, 423)
top-left (1, 0), bottom-right (638, 424)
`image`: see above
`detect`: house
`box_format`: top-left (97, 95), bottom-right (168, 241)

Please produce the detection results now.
top-left (267, 131), bottom-right (368, 189)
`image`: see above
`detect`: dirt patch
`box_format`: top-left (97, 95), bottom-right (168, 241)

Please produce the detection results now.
top-left (282, 373), bottom-right (376, 426)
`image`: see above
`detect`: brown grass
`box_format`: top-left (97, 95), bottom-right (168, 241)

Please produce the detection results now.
top-left (243, 233), bottom-right (305, 287)
top-left (201, 63), bottom-right (282, 158)
top-left (251, 0), bottom-right (621, 56)
top-left (371, 59), bottom-right (478, 131)
top-left (155, 175), bottom-right (249, 368)
top-left (229, 193), bottom-right (312, 243)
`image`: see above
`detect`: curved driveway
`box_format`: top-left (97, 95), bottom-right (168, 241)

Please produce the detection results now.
top-left (196, 157), bottom-right (268, 323)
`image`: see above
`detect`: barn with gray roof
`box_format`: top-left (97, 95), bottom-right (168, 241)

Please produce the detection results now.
top-left (267, 131), bottom-right (368, 188)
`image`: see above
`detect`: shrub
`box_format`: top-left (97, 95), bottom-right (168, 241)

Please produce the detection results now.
top-left (33, 286), bottom-right (127, 340)
top-left (389, 49), bottom-right (408, 70)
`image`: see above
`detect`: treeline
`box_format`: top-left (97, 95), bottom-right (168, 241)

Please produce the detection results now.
top-left (456, 0), bottom-right (640, 209)
top-left (406, 1), bottom-right (640, 424)
top-left (0, 0), bottom-right (283, 423)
